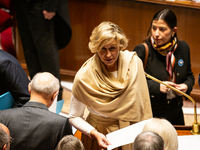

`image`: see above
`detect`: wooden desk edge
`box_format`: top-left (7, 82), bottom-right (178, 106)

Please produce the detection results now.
top-left (174, 125), bottom-right (193, 135)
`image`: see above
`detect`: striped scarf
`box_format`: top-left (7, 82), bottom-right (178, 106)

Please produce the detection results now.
top-left (151, 36), bottom-right (178, 81)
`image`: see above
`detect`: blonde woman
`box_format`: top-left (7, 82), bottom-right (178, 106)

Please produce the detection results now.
top-left (69, 21), bottom-right (152, 150)
top-left (142, 118), bottom-right (178, 150)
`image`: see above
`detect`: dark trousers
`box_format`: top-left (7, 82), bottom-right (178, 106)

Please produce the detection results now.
top-left (15, 0), bottom-right (63, 99)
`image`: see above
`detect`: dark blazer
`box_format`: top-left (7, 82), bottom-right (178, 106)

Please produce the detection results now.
top-left (0, 50), bottom-right (30, 107)
top-left (133, 41), bottom-right (194, 119)
top-left (0, 101), bottom-right (72, 150)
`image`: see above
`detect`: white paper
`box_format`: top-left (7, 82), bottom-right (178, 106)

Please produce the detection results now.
top-left (48, 95), bottom-right (58, 113)
top-left (106, 119), bottom-right (149, 150)
top-left (106, 118), bottom-right (200, 150)
top-left (178, 135), bottom-right (200, 150)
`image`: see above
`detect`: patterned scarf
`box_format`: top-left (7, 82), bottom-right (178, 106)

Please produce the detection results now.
top-left (151, 36), bottom-right (178, 81)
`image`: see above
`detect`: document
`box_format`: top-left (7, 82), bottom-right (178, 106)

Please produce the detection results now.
top-left (106, 118), bottom-right (200, 150)
top-left (106, 119), bottom-right (149, 150)
top-left (178, 135), bottom-right (200, 150)
top-left (0, 92), bottom-right (14, 110)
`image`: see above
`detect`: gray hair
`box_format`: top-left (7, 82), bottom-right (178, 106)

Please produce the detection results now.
top-left (30, 72), bottom-right (60, 98)
top-left (0, 124), bottom-right (9, 148)
top-left (133, 131), bottom-right (165, 150)
top-left (56, 135), bottom-right (85, 150)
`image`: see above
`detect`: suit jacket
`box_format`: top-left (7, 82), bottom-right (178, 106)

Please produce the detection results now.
top-left (0, 50), bottom-right (30, 107)
top-left (0, 101), bottom-right (72, 150)
top-left (133, 41), bottom-right (194, 118)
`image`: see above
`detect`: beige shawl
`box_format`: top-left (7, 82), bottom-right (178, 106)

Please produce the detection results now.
top-left (72, 50), bottom-right (152, 122)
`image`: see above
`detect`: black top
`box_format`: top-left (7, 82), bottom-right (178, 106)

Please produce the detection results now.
top-left (133, 41), bottom-right (194, 119)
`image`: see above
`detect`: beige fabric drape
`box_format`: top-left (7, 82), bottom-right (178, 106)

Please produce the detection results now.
top-left (72, 50), bottom-right (152, 122)
top-left (82, 113), bottom-right (134, 150)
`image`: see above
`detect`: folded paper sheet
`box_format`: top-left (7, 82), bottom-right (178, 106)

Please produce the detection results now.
top-left (106, 119), bottom-right (200, 150)
top-left (106, 120), bottom-right (148, 150)
top-left (0, 91), bottom-right (14, 110)
top-left (178, 135), bottom-right (200, 150)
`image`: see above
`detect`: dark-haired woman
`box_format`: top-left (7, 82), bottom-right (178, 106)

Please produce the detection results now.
top-left (133, 9), bottom-right (194, 125)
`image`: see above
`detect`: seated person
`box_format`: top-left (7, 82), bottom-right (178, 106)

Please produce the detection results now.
top-left (0, 49), bottom-right (30, 107)
top-left (56, 135), bottom-right (85, 150)
top-left (133, 131), bottom-right (165, 150)
top-left (0, 123), bottom-right (10, 150)
top-left (0, 72), bottom-right (72, 150)
top-left (142, 118), bottom-right (178, 150)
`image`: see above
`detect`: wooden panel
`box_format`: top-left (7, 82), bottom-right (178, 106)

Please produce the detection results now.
top-left (16, 0), bottom-right (200, 101)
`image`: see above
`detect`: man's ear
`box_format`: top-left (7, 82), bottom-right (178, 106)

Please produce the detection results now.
top-left (51, 91), bottom-right (59, 102)
top-left (28, 83), bottom-right (31, 94)
top-left (2, 144), bottom-right (7, 150)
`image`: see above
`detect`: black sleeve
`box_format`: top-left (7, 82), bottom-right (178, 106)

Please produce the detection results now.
top-left (133, 44), bottom-right (146, 62)
top-left (181, 41), bottom-right (195, 95)
top-left (3, 61), bottom-right (30, 107)
top-left (133, 43), bottom-right (161, 96)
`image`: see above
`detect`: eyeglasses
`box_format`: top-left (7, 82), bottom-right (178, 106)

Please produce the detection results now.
top-left (0, 137), bottom-right (14, 150)
top-left (10, 136), bottom-right (14, 144)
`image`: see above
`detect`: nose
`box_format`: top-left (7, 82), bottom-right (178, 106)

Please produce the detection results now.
top-left (155, 29), bottom-right (159, 36)
top-left (106, 50), bottom-right (111, 58)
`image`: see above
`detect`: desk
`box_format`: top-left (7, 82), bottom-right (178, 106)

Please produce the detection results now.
top-left (75, 125), bottom-right (197, 140)
top-left (174, 125), bottom-right (193, 135)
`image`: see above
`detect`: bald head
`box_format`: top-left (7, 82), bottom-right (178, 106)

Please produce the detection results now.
top-left (0, 123), bottom-right (10, 150)
top-left (30, 72), bottom-right (60, 98)
top-left (133, 131), bottom-right (165, 150)
top-left (0, 124), bottom-right (10, 137)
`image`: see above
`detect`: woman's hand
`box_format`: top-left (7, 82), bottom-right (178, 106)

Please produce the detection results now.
top-left (90, 129), bottom-right (111, 149)
top-left (43, 10), bottom-right (55, 20)
top-left (175, 83), bottom-right (188, 96)
top-left (160, 81), bottom-right (176, 93)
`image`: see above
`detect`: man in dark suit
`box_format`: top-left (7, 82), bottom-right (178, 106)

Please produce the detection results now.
top-left (15, 0), bottom-right (72, 100)
top-left (0, 49), bottom-right (30, 107)
top-left (0, 72), bottom-right (72, 150)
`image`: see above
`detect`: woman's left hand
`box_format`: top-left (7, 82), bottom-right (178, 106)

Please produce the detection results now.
top-left (175, 83), bottom-right (188, 96)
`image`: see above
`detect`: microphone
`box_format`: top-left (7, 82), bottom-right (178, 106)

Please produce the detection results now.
top-left (145, 73), bottom-right (200, 135)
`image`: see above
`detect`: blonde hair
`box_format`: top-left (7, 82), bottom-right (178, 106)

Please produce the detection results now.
top-left (89, 21), bottom-right (128, 53)
top-left (142, 118), bottom-right (178, 150)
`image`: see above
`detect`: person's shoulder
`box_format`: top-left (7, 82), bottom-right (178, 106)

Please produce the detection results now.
top-left (177, 40), bottom-right (190, 50)
top-left (0, 50), bottom-right (21, 66)
top-left (0, 108), bottom-right (19, 121)
top-left (178, 40), bottom-right (187, 44)
top-left (133, 43), bottom-right (145, 51)
top-left (0, 50), bottom-right (16, 60)
top-left (47, 111), bottom-right (68, 121)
